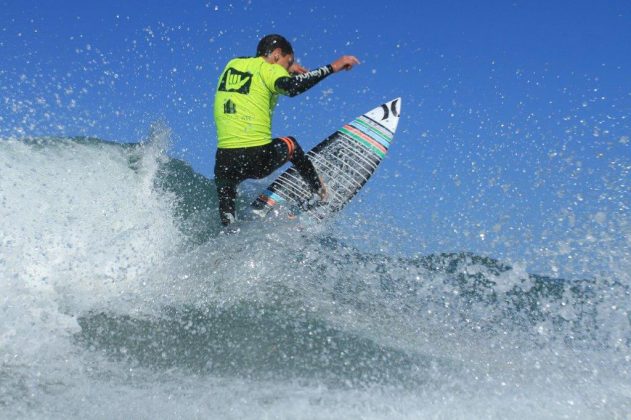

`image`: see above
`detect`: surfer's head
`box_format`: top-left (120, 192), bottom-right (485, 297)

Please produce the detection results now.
top-left (257, 34), bottom-right (294, 70)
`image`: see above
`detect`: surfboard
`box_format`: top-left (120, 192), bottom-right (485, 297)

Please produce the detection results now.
top-left (249, 97), bottom-right (401, 221)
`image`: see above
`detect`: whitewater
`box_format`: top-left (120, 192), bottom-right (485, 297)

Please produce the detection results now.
top-left (0, 130), bottom-right (629, 419)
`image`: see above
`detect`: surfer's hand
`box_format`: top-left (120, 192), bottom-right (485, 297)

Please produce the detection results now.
top-left (331, 56), bottom-right (360, 72)
top-left (289, 62), bottom-right (308, 74)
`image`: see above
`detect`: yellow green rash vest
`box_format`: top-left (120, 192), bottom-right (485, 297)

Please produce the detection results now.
top-left (214, 56), bottom-right (334, 149)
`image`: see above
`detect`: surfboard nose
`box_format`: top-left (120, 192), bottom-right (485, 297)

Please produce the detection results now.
top-left (380, 98), bottom-right (401, 120)
top-left (387, 97), bottom-right (401, 118)
top-left (364, 98), bottom-right (402, 133)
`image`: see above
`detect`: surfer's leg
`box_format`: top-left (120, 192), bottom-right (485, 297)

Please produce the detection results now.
top-left (215, 179), bottom-right (238, 226)
top-left (271, 137), bottom-right (323, 194)
top-left (214, 148), bottom-right (251, 225)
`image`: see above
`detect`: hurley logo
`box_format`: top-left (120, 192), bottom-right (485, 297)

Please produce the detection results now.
top-left (218, 68), bottom-right (252, 94)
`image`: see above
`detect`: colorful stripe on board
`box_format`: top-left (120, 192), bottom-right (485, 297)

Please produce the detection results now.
top-left (344, 125), bottom-right (388, 153)
top-left (339, 126), bottom-right (387, 158)
top-left (348, 121), bottom-right (391, 150)
top-left (355, 116), bottom-right (393, 143)
top-left (258, 190), bottom-right (285, 207)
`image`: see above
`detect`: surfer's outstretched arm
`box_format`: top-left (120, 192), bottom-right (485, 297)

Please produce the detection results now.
top-left (275, 56), bottom-right (360, 97)
top-left (275, 65), bottom-right (334, 97)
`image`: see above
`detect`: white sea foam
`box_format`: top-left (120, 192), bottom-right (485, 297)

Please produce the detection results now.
top-left (0, 133), bottom-right (182, 382)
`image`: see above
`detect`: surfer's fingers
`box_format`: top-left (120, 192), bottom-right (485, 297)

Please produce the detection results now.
top-left (332, 55), bottom-right (360, 72)
top-left (343, 56), bottom-right (360, 70)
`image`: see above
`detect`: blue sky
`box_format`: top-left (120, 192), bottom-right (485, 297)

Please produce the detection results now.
top-left (2, 0), bottom-right (630, 277)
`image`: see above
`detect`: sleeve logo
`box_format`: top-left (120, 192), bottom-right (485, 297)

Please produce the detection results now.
top-left (218, 68), bottom-right (253, 94)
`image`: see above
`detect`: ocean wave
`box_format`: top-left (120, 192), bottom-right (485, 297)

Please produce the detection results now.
top-left (1, 135), bottom-right (629, 417)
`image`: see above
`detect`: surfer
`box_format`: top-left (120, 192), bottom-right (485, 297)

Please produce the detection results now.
top-left (213, 34), bottom-right (360, 226)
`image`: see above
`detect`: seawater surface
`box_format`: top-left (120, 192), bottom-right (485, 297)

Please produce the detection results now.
top-left (1, 136), bottom-right (630, 419)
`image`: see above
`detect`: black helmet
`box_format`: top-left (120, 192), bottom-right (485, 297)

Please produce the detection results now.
top-left (256, 34), bottom-right (293, 57)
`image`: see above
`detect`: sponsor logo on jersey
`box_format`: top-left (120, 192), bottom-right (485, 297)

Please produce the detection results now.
top-left (223, 99), bottom-right (236, 114)
top-left (218, 68), bottom-right (253, 94)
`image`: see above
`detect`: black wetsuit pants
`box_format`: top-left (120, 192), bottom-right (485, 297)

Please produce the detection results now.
top-left (214, 136), bottom-right (321, 226)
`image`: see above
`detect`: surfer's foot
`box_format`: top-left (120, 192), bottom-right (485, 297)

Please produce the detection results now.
top-left (219, 221), bottom-right (240, 235)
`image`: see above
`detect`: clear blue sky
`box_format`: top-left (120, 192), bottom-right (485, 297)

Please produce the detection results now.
top-left (2, 0), bottom-right (630, 277)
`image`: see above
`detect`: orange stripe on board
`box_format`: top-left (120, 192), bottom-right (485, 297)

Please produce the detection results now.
top-left (343, 125), bottom-right (387, 153)
top-left (259, 194), bottom-right (276, 206)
